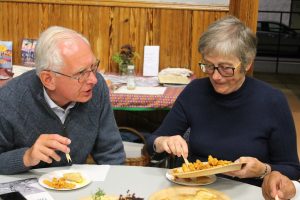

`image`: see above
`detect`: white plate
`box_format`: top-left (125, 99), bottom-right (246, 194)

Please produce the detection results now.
top-left (38, 170), bottom-right (91, 190)
top-left (166, 171), bottom-right (216, 186)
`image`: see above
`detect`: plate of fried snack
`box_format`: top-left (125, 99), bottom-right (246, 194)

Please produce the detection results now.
top-left (149, 186), bottom-right (230, 200)
top-left (38, 170), bottom-right (91, 190)
top-left (170, 155), bottom-right (244, 179)
top-left (166, 171), bottom-right (216, 186)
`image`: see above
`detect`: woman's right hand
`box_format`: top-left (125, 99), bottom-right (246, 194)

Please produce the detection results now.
top-left (154, 135), bottom-right (188, 158)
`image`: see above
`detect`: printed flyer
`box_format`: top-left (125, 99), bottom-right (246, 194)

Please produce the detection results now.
top-left (0, 41), bottom-right (13, 80)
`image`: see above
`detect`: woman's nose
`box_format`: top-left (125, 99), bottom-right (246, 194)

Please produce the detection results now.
top-left (211, 68), bottom-right (222, 80)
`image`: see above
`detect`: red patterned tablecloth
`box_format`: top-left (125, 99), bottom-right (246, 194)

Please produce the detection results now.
top-left (110, 87), bottom-right (184, 111)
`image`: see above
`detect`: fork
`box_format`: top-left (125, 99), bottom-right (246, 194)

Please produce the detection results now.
top-left (66, 153), bottom-right (72, 163)
top-left (181, 151), bottom-right (190, 165)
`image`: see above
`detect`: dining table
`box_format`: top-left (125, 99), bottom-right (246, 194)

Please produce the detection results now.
top-left (0, 165), bottom-right (264, 200)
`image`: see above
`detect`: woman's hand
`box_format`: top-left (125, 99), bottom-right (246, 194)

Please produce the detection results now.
top-left (154, 135), bottom-right (188, 158)
top-left (225, 156), bottom-right (269, 178)
top-left (262, 171), bottom-right (296, 200)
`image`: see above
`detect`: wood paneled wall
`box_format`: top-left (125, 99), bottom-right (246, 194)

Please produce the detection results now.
top-left (0, 0), bottom-right (258, 77)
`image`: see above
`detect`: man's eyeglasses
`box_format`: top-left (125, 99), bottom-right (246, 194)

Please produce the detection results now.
top-left (198, 61), bottom-right (241, 77)
top-left (45, 59), bottom-right (100, 83)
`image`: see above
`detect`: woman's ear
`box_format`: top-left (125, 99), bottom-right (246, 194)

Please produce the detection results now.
top-left (39, 71), bottom-right (56, 90)
top-left (245, 61), bottom-right (253, 72)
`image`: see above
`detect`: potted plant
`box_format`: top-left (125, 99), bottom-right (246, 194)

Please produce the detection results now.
top-left (112, 44), bottom-right (139, 75)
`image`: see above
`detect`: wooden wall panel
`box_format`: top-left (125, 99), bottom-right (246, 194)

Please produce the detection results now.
top-left (0, 1), bottom-right (259, 78)
top-left (156, 9), bottom-right (191, 69)
top-left (229, 0), bottom-right (259, 75)
top-left (190, 11), bottom-right (228, 77)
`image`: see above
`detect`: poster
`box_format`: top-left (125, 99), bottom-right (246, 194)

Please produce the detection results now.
top-left (21, 39), bottom-right (37, 67)
top-left (0, 41), bottom-right (13, 79)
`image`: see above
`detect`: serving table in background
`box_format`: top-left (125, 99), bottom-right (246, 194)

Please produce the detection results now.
top-left (0, 165), bottom-right (264, 200)
top-left (110, 86), bottom-right (183, 111)
top-left (2, 66), bottom-right (184, 111)
top-left (106, 74), bottom-right (186, 131)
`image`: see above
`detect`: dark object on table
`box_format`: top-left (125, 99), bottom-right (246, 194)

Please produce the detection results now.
top-left (0, 191), bottom-right (26, 200)
top-left (119, 190), bottom-right (144, 200)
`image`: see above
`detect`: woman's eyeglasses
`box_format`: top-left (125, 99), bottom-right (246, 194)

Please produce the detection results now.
top-left (45, 59), bottom-right (100, 83)
top-left (198, 61), bottom-right (241, 77)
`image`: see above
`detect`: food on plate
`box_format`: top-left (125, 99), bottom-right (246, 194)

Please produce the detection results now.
top-left (174, 176), bottom-right (213, 184)
top-left (118, 190), bottom-right (144, 200)
top-left (63, 172), bottom-right (84, 183)
top-left (173, 155), bottom-right (232, 173)
top-left (43, 177), bottom-right (76, 189)
top-left (187, 189), bottom-right (218, 200)
top-left (91, 188), bottom-right (108, 200)
top-left (81, 189), bottom-right (144, 200)
top-left (42, 172), bottom-right (84, 189)
top-left (149, 187), bottom-right (230, 200)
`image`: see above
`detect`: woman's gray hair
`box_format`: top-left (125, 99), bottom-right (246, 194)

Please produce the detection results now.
top-left (34, 26), bottom-right (90, 75)
top-left (198, 15), bottom-right (257, 70)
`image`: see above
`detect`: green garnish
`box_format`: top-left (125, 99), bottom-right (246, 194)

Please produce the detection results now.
top-left (92, 188), bottom-right (105, 200)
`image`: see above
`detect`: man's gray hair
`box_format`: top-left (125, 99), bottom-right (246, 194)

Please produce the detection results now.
top-left (198, 15), bottom-right (257, 69)
top-left (34, 26), bottom-right (90, 75)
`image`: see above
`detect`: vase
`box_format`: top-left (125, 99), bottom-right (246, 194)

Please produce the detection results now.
top-left (119, 63), bottom-right (128, 76)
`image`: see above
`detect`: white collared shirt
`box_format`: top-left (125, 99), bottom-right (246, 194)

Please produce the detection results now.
top-left (43, 88), bottom-right (76, 124)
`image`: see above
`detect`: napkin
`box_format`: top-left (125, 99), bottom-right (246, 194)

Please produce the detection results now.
top-left (70, 164), bottom-right (110, 181)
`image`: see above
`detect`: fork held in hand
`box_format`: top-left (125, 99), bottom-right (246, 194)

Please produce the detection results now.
top-left (66, 153), bottom-right (72, 163)
top-left (181, 151), bottom-right (189, 165)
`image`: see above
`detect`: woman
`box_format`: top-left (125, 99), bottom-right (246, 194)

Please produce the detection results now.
top-left (146, 16), bottom-right (300, 186)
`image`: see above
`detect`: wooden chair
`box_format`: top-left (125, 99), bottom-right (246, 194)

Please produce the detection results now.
top-left (119, 126), bottom-right (150, 166)
top-left (85, 126), bottom-right (150, 166)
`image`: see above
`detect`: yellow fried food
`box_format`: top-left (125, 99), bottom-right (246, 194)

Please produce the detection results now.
top-left (154, 189), bottom-right (219, 200)
top-left (43, 177), bottom-right (76, 189)
top-left (193, 189), bottom-right (218, 200)
top-left (182, 189), bottom-right (218, 200)
top-left (173, 155), bottom-right (232, 173)
top-left (63, 172), bottom-right (83, 183)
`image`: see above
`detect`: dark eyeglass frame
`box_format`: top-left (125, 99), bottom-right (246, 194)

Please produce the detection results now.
top-left (45, 59), bottom-right (100, 83)
top-left (198, 61), bottom-right (241, 77)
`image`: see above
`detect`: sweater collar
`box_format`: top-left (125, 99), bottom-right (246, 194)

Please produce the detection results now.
top-left (209, 76), bottom-right (250, 101)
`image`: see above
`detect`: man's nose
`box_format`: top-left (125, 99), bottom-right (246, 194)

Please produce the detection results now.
top-left (86, 71), bottom-right (98, 85)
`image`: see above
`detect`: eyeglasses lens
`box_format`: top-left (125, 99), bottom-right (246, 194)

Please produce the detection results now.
top-left (78, 60), bottom-right (100, 83)
top-left (199, 63), bottom-right (234, 77)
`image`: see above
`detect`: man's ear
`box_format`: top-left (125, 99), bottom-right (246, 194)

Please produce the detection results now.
top-left (39, 71), bottom-right (56, 90)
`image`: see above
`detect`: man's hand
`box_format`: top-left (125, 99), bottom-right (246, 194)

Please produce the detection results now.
top-left (23, 134), bottom-right (71, 167)
top-left (262, 171), bottom-right (296, 200)
top-left (154, 135), bottom-right (188, 158)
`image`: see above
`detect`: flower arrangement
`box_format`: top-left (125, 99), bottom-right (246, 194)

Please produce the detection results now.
top-left (112, 44), bottom-right (139, 75)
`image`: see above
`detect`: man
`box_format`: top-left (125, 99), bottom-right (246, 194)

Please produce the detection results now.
top-left (262, 171), bottom-right (300, 200)
top-left (0, 26), bottom-right (125, 174)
